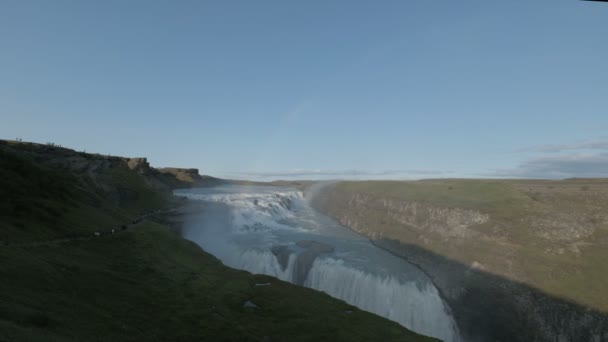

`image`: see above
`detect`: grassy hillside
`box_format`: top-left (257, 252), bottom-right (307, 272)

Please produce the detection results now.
top-left (0, 140), bottom-right (434, 342)
top-left (313, 179), bottom-right (608, 312)
top-left (0, 141), bottom-right (167, 242)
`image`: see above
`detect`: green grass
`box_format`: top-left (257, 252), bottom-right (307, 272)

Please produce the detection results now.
top-left (317, 179), bottom-right (608, 312)
top-left (0, 223), bottom-right (432, 341)
top-left (0, 142), bottom-right (168, 242)
top-left (336, 179), bottom-right (539, 218)
top-left (0, 141), bottom-right (434, 342)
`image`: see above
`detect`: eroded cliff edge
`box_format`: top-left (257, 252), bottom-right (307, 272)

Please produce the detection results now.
top-left (310, 180), bottom-right (608, 342)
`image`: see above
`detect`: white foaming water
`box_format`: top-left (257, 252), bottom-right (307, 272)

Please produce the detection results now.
top-left (306, 258), bottom-right (456, 341)
top-left (181, 189), bottom-right (304, 233)
top-left (176, 185), bottom-right (461, 342)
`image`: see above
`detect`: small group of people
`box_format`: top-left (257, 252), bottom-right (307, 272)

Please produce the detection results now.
top-left (93, 226), bottom-right (125, 238)
top-left (92, 210), bottom-right (159, 238)
top-left (93, 229), bottom-right (114, 237)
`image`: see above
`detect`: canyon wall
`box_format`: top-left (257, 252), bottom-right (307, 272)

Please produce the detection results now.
top-left (311, 180), bottom-right (608, 342)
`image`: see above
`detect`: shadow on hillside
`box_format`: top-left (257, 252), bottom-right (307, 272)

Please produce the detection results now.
top-left (373, 238), bottom-right (608, 342)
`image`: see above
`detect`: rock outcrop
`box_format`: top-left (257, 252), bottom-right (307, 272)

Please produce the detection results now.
top-left (270, 240), bottom-right (335, 285)
top-left (344, 193), bottom-right (489, 240)
top-left (127, 157), bottom-right (150, 173)
top-left (158, 167), bottom-right (202, 183)
top-left (0, 140), bottom-right (218, 193)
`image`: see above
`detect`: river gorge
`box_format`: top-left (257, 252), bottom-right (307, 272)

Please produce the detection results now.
top-left (175, 185), bottom-right (461, 342)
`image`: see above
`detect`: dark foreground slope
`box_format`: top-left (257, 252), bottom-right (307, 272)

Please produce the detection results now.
top-left (312, 180), bottom-right (608, 342)
top-left (0, 140), bottom-right (435, 342)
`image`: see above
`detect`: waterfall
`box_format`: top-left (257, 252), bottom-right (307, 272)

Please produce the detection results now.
top-left (229, 248), bottom-right (459, 342)
top-left (176, 185), bottom-right (461, 342)
top-left (234, 248), bottom-right (297, 282)
top-left (305, 257), bottom-right (459, 342)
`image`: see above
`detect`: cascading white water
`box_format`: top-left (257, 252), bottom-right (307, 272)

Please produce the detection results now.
top-left (176, 185), bottom-right (461, 342)
top-left (305, 258), bottom-right (456, 340)
top-left (235, 249), bottom-right (297, 282)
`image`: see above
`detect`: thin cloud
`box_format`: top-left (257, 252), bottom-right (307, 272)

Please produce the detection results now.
top-left (228, 169), bottom-right (452, 180)
top-left (517, 140), bottom-right (608, 153)
top-left (488, 152), bottom-right (608, 179)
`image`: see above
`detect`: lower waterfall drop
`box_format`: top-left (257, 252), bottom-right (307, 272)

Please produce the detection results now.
top-left (305, 257), bottom-right (458, 342)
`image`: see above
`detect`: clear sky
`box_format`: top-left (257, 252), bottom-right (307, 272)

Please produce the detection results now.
top-left (1, 0), bottom-right (607, 180)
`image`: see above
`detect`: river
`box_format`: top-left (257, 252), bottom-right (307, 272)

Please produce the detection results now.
top-left (175, 185), bottom-right (460, 342)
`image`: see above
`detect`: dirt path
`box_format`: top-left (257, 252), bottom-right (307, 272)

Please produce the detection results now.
top-left (1, 209), bottom-right (167, 249)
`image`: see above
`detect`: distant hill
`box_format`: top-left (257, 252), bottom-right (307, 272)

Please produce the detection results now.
top-left (0, 139), bottom-right (434, 342)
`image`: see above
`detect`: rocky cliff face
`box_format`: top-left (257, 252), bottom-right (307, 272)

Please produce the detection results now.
top-left (344, 193), bottom-right (489, 240)
top-left (0, 140), bottom-right (214, 193)
top-left (127, 157), bottom-right (151, 173)
top-left (158, 167), bottom-right (202, 183)
top-left (311, 181), bottom-right (608, 342)
top-left (1, 141), bottom-right (152, 176)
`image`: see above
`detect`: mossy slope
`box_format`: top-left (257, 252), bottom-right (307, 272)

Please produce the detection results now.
top-left (0, 140), bottom-right (435, 342)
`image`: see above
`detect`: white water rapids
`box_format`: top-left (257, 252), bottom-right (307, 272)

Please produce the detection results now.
top-left (175, 185), bottom-right (461, 342)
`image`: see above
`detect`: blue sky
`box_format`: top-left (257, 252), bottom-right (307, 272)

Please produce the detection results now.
top-left (1, 0), bottom-right (607, 180)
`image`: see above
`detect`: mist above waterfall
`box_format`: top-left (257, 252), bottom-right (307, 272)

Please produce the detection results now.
top-left (175, 185), bottom-right (461, 342)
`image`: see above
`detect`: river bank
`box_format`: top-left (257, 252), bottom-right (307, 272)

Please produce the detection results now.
top-left (310, 180), bottom-right (608, 342)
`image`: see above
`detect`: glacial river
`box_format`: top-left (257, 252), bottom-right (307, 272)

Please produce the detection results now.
top-left (175, 185), bottom-right (460, 342)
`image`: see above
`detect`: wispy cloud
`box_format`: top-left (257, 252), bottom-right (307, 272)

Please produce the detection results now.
top-left (227, 169), bottom-right (452, 180)
top-left (486, 138), bottom-right (608, 179)
top-left (488, 152), bottom-right (608, 179)
top-left (517, 140), bottom-right (608, 153)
